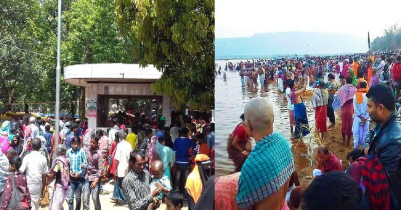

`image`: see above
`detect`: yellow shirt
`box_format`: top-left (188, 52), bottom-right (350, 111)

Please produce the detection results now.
top-left (126, 133), bottom-right (137, 150)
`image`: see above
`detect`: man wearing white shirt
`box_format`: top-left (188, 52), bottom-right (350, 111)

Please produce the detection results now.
top-left (20, 138), bottom-right (48, 210)
top-left (286, 79), bottom-right (296, 138)
top-left (111, 130), bottom-right (132, 203)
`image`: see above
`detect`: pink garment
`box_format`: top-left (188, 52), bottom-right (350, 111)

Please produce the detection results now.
top-left (147, 136), bottom-right (160, 175)
top-left (99, 136), bottom-right (109, 151)
top-left (342, 63), bottom-right (349, 78)
top-left (0, 136), bottom-right (10, 155)
top-left (337, 84), bottom-right (357, 107)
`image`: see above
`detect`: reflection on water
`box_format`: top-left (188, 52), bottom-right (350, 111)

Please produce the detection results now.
top-left (215, 60), bottom-right (316, 176)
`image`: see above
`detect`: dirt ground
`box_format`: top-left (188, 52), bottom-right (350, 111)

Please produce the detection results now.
top-left (292, 110), bottom-right (355, 187)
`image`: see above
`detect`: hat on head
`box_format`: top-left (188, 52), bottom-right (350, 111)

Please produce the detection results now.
top-left (160, 116), bottom-right (166, 121)
top-left (64, 122), bottom-right (71, 128)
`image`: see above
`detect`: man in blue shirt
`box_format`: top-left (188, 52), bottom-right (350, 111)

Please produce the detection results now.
top-left (67, 137), bottom-right (88, 210)
top-left (43, 125), bottom-right (53, 154)
top-left (156, 122), bottom-right (165, 139)
top-left (173, 128), bottom-right (196, 194)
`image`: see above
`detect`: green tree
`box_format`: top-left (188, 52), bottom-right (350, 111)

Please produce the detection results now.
top-left (115, 0), bottom-right (215, 111)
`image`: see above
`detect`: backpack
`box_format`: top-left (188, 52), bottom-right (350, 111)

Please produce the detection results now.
top-left (392, 63), bottom-right (401, 80)
top-left (0, 175), bottom-right (30, 210)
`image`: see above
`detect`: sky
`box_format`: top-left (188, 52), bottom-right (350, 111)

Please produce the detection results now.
top-left (216, 0), bottom-right (401, 39)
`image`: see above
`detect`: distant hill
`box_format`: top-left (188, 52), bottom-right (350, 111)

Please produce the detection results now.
top-left (216, 32), bottom-right (368, 59)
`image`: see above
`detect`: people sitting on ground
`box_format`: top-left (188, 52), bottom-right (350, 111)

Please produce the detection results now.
top-left (237, 97), bottom-right (295, 210)
top-left (301, 172), bottom-right (364, 210)
top-left (313, 146), bottom-right (343, 178)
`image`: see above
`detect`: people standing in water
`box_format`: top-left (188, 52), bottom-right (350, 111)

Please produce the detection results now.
top-left (227, 114), bottom-right (250, 172)
top-left (286, 80), bottom-right (296, 138)
top-left (289, 77), bottom-right (310, 140)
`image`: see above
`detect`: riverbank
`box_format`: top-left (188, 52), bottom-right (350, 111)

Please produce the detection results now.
top-left (293, 110), bottom-right (353, 186)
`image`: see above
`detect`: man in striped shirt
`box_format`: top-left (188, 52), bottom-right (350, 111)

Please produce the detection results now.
top-left (67, 137), bottom-right (87, 210)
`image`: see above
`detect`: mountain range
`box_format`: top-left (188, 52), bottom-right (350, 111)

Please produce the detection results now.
top-left (215, 32), bottom-right (369, 59)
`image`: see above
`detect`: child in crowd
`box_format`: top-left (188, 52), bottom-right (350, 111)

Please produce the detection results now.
top-left (165, 191), bottom-right (184, 210)
top-left (149, 160), bottom-right (172, 209)
top-left (0, 157), bottom-right (31, 210)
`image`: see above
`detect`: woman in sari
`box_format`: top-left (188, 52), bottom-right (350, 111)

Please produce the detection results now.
top-left (155, 137), bottom-right (175, 182)
top-left (338, 76), bottom-right (357, 146)
top-left (227, 114), bottom-right (250, 173)
top-left (109, 131), bottom-right (119, 182)
top-left (46, 144), bottom-right (70, 210)
top-left (0, 131), bottom-right (10, 155)
top-left (19, 137), bottom-right (33, 159)
top-left (347, 68), bottom-right (358, 87)
top-left (9, 135), bottom-right (23, 156)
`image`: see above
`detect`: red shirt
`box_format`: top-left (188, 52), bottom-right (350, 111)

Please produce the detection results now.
top-left (233, 125), bottom-right (248, 142)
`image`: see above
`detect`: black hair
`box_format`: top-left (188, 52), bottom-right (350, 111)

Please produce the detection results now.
top-left (157, 122), bottom-right (164, 130)
top-left (240, 114), bottom-right (245, 121)
top-left (359, 81), bottom-right (367, 89)
top-left (346, 149), bottom-right (362, 161)
top-left (94, 136), bottom-right (100, 142)
top-left (381, 55), bottom-right (386, 61)
top-left (96, 129), bottom-right (103, 136)
top-left (176, 121), bottom-right (182, 127)
top-left (317, 146), bottom-right (329, 155)
top-left (9, 157), bottom-right (22, 171)
top-left (71, 123), bottom-right (79, 129)
top-left (196, 133), bottom-right (205, 141)
top-left (357, 71), bottom-right (364, 78)
top-left (181, 127), bottom-right (189, 136)
top-left (146, 128), bottom-right (153, 136)
top-left (386, 58), bottom-right (393, 63)
top-left (346, 76), bottom-right (353, 84)
top-left (158, 137), bottom-right (164, 144)
top-left (301, 172), bottom-right (363, 210)
top-left (210, 123), bottom-right (215, 132)
top-left (339, 75), bottom-right (344, 79)
top-left (112, 118), bottom-right (118, 125)
top-left (287, 79), bottom-right (295, 89)
top-left (137, 124), bottom-right (145, 131)
top-left (166, 191), bottom-right (184, 207)
top-left (131, 124), bottom-right (138, 135)
top-left (129, 150), bottom-right (146, 163)
top-left (366, 84), bottom-right (395, 111)
top-left (397, 55), bottom-right (401, 61)
top-left (318, 79), bottom-right (325, 88)
top-left (71, 136), bottom-right (81, 144)
top-left (328, 73), bottom-right (335, 80)
top-left (114, 131), bottom-right (120, 142)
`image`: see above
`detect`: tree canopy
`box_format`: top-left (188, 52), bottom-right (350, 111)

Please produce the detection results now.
top-left (371, 24), bottom-right (401, 51)
top-left (115, 0), bottom-right (215, 111)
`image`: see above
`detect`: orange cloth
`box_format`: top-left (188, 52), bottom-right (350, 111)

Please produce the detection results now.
top-left (356, 88), bottom-right (368, 104)
top-left (185, 154), bottom-right (210, 204)
top-left (353, 62), bottom-right (358, 77)
top-left (367, 67), bottom-right (372, 85)
top-left (198, 143), bottom-right (210, 156)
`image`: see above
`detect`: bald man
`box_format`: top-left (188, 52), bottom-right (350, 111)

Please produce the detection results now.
top-left (237, 97), bottom-right (295, 210)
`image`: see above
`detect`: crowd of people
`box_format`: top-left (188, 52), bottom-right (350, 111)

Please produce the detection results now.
top-left (218, 51), bottom-right (401, 210)
top-left (0, 112), bottom-right (215, 210)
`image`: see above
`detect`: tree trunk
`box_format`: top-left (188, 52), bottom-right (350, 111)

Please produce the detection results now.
top-left (79, 86), bottom-right (86, 120)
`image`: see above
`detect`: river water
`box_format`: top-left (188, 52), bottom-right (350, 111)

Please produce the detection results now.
top-left (215, 59), bottom-right (317, 176)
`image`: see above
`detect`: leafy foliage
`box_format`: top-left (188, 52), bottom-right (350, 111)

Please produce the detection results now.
top-left (115, 0), bottom-right (215, 111)
top-left (371, 24), bottom-right (401, 51)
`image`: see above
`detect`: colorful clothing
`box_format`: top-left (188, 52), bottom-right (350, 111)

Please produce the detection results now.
top-left (148, 136), bottom-right (159, 174)
top-left (173, 137), bottom-right (196, 166)
top-left (237, 132), bottom-right (294, 209)
top-left (215, 173), bottom-right (247, 210)
top-left (155, 140), bottom-right (175, 182)
top-left (0, 172), bottom-right (31, 210)
top-left (65, 133), bottom-right (75, 151)
top-left (293, 103), bottom-right (310, 139)
top-left (84, 147), bottom-right (102, 182)
top-left (150, 175), bottom-right (172, 200)
top-left (0, 152), bottom-right (10, 192)
top-left (126, 133), bottom-right (137, 151)
top-left (341, 99), bottom-right (354, 136)
top-left (185, 154), bottom-right (210, 204)
top-left (67, 148), bottom-right (88, 178)
top-left (352, 93), bottom-right (370, 149)
top-left (317, 151), bottom-right (343, 174)
top-left (357, 156), bottom-right (390, 210)
top-left (227, 124), bottom-right (249, 172)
